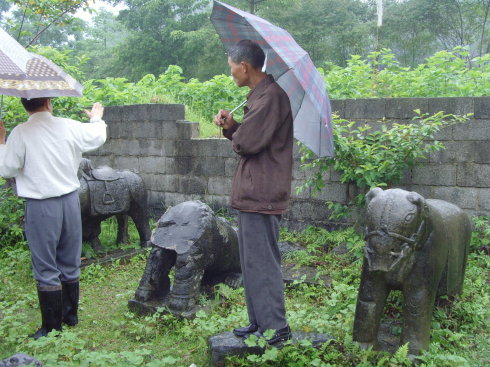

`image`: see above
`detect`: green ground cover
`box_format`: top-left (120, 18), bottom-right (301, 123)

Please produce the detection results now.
top-left (0, 217), bottom-right (488, 366)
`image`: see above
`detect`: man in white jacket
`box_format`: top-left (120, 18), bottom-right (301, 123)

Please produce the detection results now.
top-left (0, 97), bottom-right (107, 339)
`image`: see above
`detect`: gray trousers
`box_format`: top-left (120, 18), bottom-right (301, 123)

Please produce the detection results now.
top-left (24, 190), bottom-right (82, 290)
top-left (237, 211), bottom-right (287, 332)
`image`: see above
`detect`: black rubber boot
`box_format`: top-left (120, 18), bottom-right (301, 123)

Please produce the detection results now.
top-left (62, 281), bottom-right (79, 326)
top-left (233, 323), bottom-right (259, 337)
top-left (31, 289), bottom-right (63, 339)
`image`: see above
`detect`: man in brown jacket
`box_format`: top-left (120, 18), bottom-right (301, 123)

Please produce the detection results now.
top-left (214, 40), bottom-right (293, 345)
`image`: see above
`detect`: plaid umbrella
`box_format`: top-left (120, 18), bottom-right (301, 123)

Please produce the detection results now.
top-left (0, 27), bottom-right (83, 118)
top-left (210, 1), bottom-right (334, 157)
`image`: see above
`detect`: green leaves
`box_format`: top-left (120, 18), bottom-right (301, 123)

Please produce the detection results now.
top-left (298, 111), bottom-right (469, 218)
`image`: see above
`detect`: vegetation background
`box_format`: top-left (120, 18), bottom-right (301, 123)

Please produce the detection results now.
top-left (0, 0), bottom-right (489, 366)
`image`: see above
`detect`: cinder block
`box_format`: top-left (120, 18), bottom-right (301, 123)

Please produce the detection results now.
top-left (453, 119), bottom-right (490, 141)
top-left (171, 157), bottom-right (193, 175)
top-left (385, 98), bottom-right (429, 119)
top-left (457, 164), bottom-right (490, 188)
top-left (225, 158), bottom-right (238, 177)
top-left (139, 157), bottom-right (166, 174)
top-left (114, 156), bottom-right (140, 171)
top-left (479, 189), bottom-right (490, 210)
top-left (344, 98), bottom-right (386, 119)
top-left (432, 186), bottom-right (478, 209)
top-left (428, 97), bottom-right (474, 116)
top-left (175, 139), bottom-right (198, 156)
top-left (291, 179), bottom-right (311, 199)
top-left (192, 158), bottom-right (225, 176)
top-left (161, 140), bottom-right (177, 157)
top-left (430, 141), bottom-right (490, 164)
top-left (314, 182), bottom-right (348, 202)
top-left (474, 96), bottom-right (490, 118)
top-left (119, 104), bottom-right (185, 121)
top-left (287, 199), bottom-right (329, 222)
top-left (104, 106), bottom-right (125, 122)
top-left (412, 164), bottom-right (456, 186)
top-left (179, 176), bottom-right (208, 195)
top-left (127, 121), bottom-right (162, 139)
top-left (148, 174), bottom-right (179, 192)
top-left (330, 99), bottom-right (345, 117)
top-left (207, 177), bottom-right (232, 195)
top-left (162, 192), bottom-right (189, 207)
top-left (176, 120), bottom-right (200, 139)
top-left (138, 139), bottom-right (164, 156)
top-left (194, 139), bottom-right (235, 158)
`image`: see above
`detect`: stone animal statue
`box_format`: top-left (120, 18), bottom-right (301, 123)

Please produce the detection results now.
top-left (128, 200), bottom-right (241, 317)
top-left (0, 354), bottom-right (43, 367)
top-left (78, 158), bottom-right (151, 252)
top-left (353, 188), bottom-right (471, 356)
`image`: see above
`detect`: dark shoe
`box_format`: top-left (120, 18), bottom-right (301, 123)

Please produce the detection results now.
top-left (266, 325), bottom-right (292, 345)
top-left (233, 323), bottom-right (259, 337)
top-left (62, 281), bottom-right (79, 326)
top-left (30, 289), bottom-right (63, 340)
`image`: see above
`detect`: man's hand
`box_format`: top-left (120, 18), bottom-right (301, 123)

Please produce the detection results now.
top-left (0, 120), bottom-right (6, 144)
top-left (84, 102), bottom-right (104, 120)
top-left (213, 109), bottom-right (236, 130)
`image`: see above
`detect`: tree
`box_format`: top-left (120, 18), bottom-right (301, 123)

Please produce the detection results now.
top-left (258, 0), bottom-right (374, 67)
top-left (1, 0), bottom-right (92, 46)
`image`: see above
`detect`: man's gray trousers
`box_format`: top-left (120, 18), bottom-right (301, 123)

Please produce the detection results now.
top-left (237, 211), bottom-right (287, 332)
top-left (25, 190), bottom-right (82, 290)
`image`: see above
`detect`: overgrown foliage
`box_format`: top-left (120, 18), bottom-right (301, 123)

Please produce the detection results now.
top-left (296, 111), bottom-right (469, 220)
top-left (0, 178), bottom-right (25, 249)
top-left (0, 216), bottom-right (488, 366)
top-left (1, 46), bottom-right (486, 139)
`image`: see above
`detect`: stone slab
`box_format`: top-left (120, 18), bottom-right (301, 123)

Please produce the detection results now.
top-left (208, 331), bottom-right (333, 367)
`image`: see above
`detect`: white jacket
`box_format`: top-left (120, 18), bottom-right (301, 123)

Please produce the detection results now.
top-left (0, 111), bottom-right (107, 199)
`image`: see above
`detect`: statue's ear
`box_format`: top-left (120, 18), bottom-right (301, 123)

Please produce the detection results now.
top-left (407, 191), bottom-right (429, 218)
top-left (366, 187), bottom-right (383, 206)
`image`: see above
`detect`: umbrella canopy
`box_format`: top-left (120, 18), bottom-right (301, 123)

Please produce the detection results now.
top-left (0, 27), bottom-right (83, 99)
top-left (210, 1), bottom-right (334, 157)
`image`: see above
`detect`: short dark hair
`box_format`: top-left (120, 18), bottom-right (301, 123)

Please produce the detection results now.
top-left (228, 40), bottom-right (265, 70)
top-left (21, 97), bottom-right (50, 112)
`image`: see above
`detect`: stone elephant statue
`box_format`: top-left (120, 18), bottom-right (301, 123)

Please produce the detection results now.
top-left (353, 188), bottom-right (471, 356)
top-left (78, 158), bottom-right (151, 253)
top-left (128, 200), bottom-right (241, 317)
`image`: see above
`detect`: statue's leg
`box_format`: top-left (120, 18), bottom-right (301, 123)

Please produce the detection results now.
top-left (168, 254), bottom-right (204, 312)
top-left (353, 262), bottom-right (389, 348)
top-left (135, 247), bottom-right (176, 302)
top-left (129, 208), bottom-right (151, 248)
top-left (83, 218), bottom-right (104, 253)
top-left (401, 285), bottom-right (436, 355)
top-left (116, 215), bottom-right (129, 244)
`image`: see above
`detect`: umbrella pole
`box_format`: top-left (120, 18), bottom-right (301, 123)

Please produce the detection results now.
top-left (0, 95), bottom-right (3, 120)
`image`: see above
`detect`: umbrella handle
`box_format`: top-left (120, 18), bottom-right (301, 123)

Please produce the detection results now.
top-left (229, 99), bottom-right (247, 115)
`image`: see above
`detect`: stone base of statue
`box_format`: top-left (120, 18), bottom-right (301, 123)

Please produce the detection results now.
top-left (208, 331), bottom-right (333, 367)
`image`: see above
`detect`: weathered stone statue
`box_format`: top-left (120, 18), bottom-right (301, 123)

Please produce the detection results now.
top-left (78, 158), bottom-right (151, 252)
top-left (353, 188), bottom-right (471, 356)
top-left (0, 354), bottom-right (42, 367)
top-left (128, 200), bottom-right (241, 317)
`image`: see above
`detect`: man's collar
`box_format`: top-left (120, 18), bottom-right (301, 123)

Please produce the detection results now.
top-left (247, 74), bottom-right (274, 99)
top-left (28, 111), bottom-right (52, 121)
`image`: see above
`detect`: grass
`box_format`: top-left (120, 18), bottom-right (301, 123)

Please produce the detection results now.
top-left (0, 218), bottom-right (489, 366)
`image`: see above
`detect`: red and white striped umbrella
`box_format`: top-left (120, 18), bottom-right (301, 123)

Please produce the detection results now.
top-left (211, 1), bottom-right (334, 157)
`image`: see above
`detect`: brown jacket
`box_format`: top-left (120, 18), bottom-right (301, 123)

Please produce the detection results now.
top-left (224, 75), bottom-right (293, 213)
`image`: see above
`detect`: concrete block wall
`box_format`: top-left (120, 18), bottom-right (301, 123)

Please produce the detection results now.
top-left (85, 97), bottom-right (490, 226)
